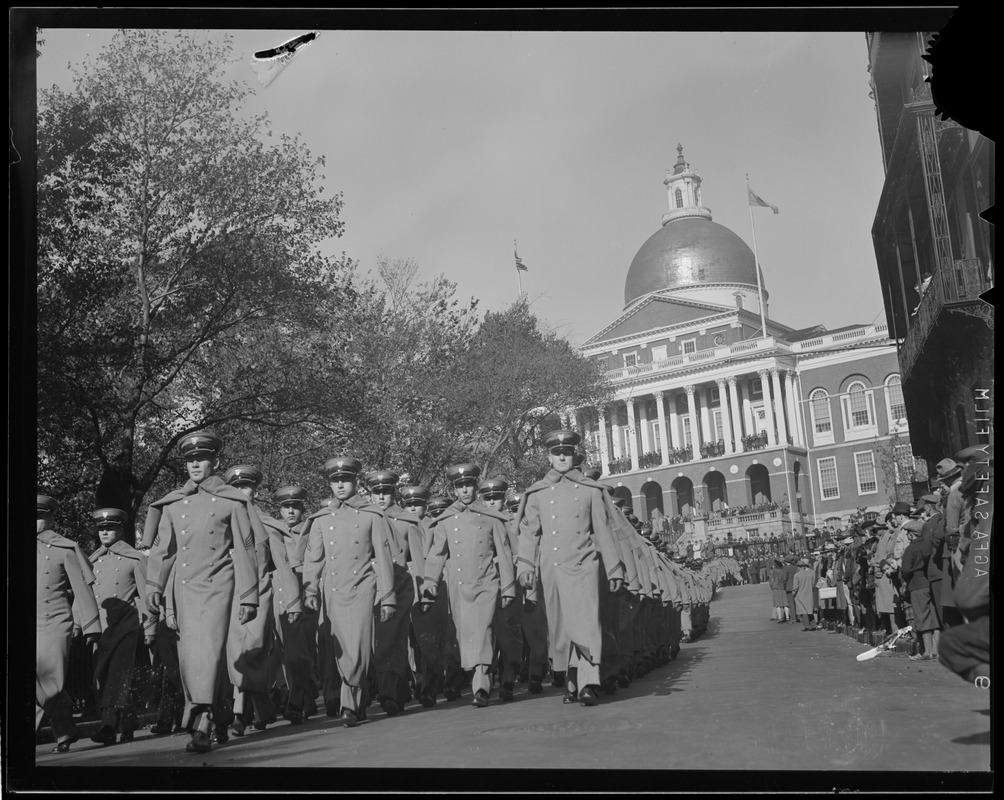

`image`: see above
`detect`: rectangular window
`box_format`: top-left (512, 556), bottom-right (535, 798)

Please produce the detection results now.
top-left (713, 409), bottom-right (724, 443)
top-left (682, 417), bottom-right (693, 448)
top-left (681, 339), bottom-right (697, 354)
top-left (653, 422), bottom-right (662, 453)
top-left (750, 379), bottom-right (763, 400)
top-left (651, 345), bottom-right (668, 362)
top-left (854, 451), bottom-right (878, 495)
top-left (623, 352), bottom-right (638, 368)
top-left (817, 457), bottom-right (839, 500)
top-left (708, 387), bottom-right (721, 406)
top-left (893, 444), bottom-right (916, 484)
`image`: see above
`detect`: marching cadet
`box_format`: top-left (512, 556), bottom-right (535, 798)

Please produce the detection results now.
top-left (223, 466), bottom-right (303, 735)
top-left (87, 508), bottom-right (157, 745)
top-left (145, 431), bottom-right (260, 754)
top-left (515, 431), bottom-right (626, 706)
top-left (422, 464), bottom-right (516, 708)
top-left (506, 492), bottom-right (549, 695)
top-left (368, 470), bottom-right (423, 716)
top-left (480, 478), bottom-right (522, 702)
top-left (269, 485), bottom-right (318, 722)
top-left (425, 495), bottom-right (466, 701)
top-left (36, 495), bottom-right (101, 753)
top-left (301, 457), bottom-right (397, 728)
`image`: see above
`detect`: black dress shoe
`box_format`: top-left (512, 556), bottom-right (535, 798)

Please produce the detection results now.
top-left (248, 720), bottom-right (267, 732)
top-left (231, 715), bottom-right (246, 737)
top-left (214, 727), bottom-right (229, 744)
top-left (471, 689), bottom-right (490, 708)
top-left (562, 690), bottom-right (579, 704)
top-left (616, 673), bottom-right (631, 688)
top-left (579, 686), bottom-right (600, 706)
top-left (528, 678), bottom-right (543, 695)
top-left (443, 688), bottom-right (459, 702)
top-left (284, 707), bottom-right (304, 726)
top-left (379, 698), bottom-right (400, 717)
top-left (149, 720), bottom-right (173, 736)
top-left (119, 731), bottom-right (135, 743)
top-left (325, 699), bottom-right (341, 717)
top-left (500, 682), bottom-right (515, 702)
top-left (340, 710), bottom-right (360, 728)
top-left (90, 725), bottom-right (116, 746)
top-left (186, 731), bottom-right (212, 753)
top-left (51, 733), bottom-right (79, 754)
top-left (552, 671), bottom-right (566, 688)
top-left (418, 693), bottom-right (436, 708)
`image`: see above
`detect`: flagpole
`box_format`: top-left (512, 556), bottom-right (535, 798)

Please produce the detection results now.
top-left (746, 174), bottom-right (769, 340)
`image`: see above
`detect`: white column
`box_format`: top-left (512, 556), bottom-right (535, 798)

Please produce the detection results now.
top-left (668, 391), bottom-right (679, 452)
top-left (626, 397), bottom-right (640, 472)
top-left (700, 388), bottom-right (713, 447)
top-left (655, 391), bottom-right (670, 465)
top-left (685, 385), bottom-right (700, 460)
top-left (792, 372), bottom-right (807, 447)
top-left (784, 371), bottom-right (801, 447)
top-left (742, 379), bottom-right (754, 438)
top-left (598, 408), bottom-right (611, 471)
top-left (727, 376), bottom-right (743, 452)
top-left (771, 368), bottom-right (788, 445)
top-left (717, 378), bottom-right (734, 454)
top-left (759, 369), bottom-right (777, 446)
top-left (611, 404), bottom-right (623, 459)
top-left (639, 396), bottom-right (652, 455)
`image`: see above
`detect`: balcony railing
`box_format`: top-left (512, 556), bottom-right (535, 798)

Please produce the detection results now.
top-left (741, 431), bottom-right (769, 451)
top-left (900, 258), bottom-right (991, 380)
top-left (605, 337), bottom-right (778, 380)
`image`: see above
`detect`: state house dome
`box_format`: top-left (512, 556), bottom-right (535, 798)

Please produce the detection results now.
top-left (623, 145), bottom-right (766, 311)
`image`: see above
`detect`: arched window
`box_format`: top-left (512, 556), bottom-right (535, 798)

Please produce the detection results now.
top-left (885, 374), bottom-right (907, 427)
top-left (809, 389), bottom-right (833, 442)
top-left (675, 188), bottom-right (684, 208)
top-left (843, 380), bottom-right (875, 430)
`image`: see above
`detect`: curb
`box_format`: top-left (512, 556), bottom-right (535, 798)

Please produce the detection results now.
top-left (37, 711), bottom-right (161, 746)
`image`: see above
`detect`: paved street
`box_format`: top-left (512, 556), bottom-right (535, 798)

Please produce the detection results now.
top-left (35, 583), bottom-right (990, 779)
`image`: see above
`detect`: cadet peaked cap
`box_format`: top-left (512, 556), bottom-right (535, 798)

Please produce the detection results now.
top-left (399, 485), bottom-right (431, 505)
top-left (37, 495), bottom-right (59, 515)
top-left (582, 467), bottom-right (602, 481)
top-left (323, 457), bottom-right (363, 480)
top-left (366, 470), bottom-right (400, 492)
top-left (954, 445), bottom-right (987, 464)
top-left (178, 430), bottom-right (224, 457)
top-left (890, 501), bottom-right (914, 516)
top-left (935, 458), bottom-right (962, 480)
top-left (478, 478), bottom-right (509, 497)
top-left (92, 507), bottom-right (128, 527)
top-left (426, 496), bottom-right (452, 513)
top-left (446, 463), bottom-right (481, 485)
top-left (224, 464), bottom-right (263, 487)
top-left (274, 485), bottom-right (308, 505)
top-left (543, 429), bottom-right (581, 450)
top-left (505, 492), bottom-right (523, 511)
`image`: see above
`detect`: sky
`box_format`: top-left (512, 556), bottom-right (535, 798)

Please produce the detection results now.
top-left (36, 24), bottom-right (899, 346)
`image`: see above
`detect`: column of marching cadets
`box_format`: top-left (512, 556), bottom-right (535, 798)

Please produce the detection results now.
top-left (36, 428), bottom-right (712, 754)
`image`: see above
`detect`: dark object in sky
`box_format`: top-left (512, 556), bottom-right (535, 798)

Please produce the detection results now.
top-left (254, 31), bottom-right (319, 61)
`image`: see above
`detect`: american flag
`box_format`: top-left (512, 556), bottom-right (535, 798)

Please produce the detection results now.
top-left (514, 246), bottom-right (528, 272)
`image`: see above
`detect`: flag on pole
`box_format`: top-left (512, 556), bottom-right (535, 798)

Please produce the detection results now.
top-left (514, 244), bottom-right (528, 272)
top-left (747, 186), bottom-right (779, 214)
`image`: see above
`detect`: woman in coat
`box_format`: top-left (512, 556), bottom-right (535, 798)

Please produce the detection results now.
top-left (768, 558), bottom-right (789, 623)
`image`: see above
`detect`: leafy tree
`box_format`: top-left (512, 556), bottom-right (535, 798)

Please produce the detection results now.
top-left (37, 30), bottom-right (352, 541)
top-left (442, 297), bottom-right (612, 490)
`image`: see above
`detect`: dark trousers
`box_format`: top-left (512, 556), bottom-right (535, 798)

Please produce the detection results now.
top-left (153, 620), bottom-right (184, 727)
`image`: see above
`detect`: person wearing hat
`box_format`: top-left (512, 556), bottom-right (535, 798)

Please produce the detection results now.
top-left (222, 466), bottom-right (304, 734)
top-left (268, 485), bottom-right (319, 723)
top-left (86, 507), bottom-right (157, 745)
top-left (144, 431), bottom-right (261, 753)
top-left (768, 556), bottom-right (789, 623)
top-left (782, 553), bottom-right (799, 625)
top-left (899, 510), bottom-right (938, 661)
top-left (421, 494), bottom-right (467, 702)
top-left (869, 508), bottom-right (907, 637)
top-left (301, 457), bottom-right (397, 728)
top-left (936, 458), bottom-right (967, 628)
top-left (36, 495), bottom-right (102, 753)
top-left (367, 470), bottom-right (423, 716)
top-left (478, 478), bottom-right (522, 703)
top-left (421, 464), bottom-right (516, 708)
top-left (792, 557), bottom-right (817, 631)
top-left (505, 491), bottom-right (548, 694)
top-left (398, 484), bottom-right (447, 707)
top-left (513, 430), bottom-right (626, 707)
